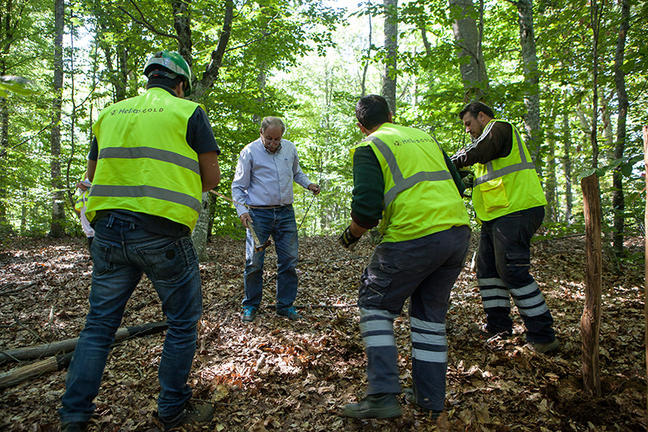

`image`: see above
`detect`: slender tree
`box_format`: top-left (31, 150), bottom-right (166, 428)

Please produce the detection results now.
top-left (612, 0), bottom-right (630, 255)
top-left (382, 0), bottom-right (397, 113)
top-left (360, 1), bottom-right (373, 97)
top-left (511, 0), bottom-right (542, 166)
top-left (49, 0), bottom-right (65, 237)
top-left (561, 108), bottom-right (573, 224)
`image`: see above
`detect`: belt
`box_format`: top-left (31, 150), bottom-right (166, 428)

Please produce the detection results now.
top-left (252, 204), bottom-right (291, 209)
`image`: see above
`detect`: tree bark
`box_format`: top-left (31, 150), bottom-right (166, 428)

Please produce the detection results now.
top-left (515, 0), bottom-right (542, 169)
top-left (561, 109), bottom-right (573, 224)
top-left (580, 174), bottom-right (602, 397)
top-left (361, 1), bottom-right (373, 97)
top-left (590, 0), bottom-right (601, 169)
top-left (166, 0), bottom-right (233, 258)
top-left (49, 0), bottom-right (65, 238)
top-left (449, 0), bottom-right (489, 102)
top-left (191, 192), bottom-right (210, 260)
top-left (172, 0), bottom-right (193, 67)
top-left (544, 131), bottom-right (557, 222)
top-left (613, 0), bottom-right (630, 255)
top-left (643, 125), bottom-right (648, 417)
top-left (0, 58), bottom-right (10, 233)
top-left (192, 0), bottom-right (234, 100)
top-left (381, 0), bottom-right (397, 114)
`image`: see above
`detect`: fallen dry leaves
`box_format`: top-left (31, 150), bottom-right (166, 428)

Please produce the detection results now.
top-left (0, 234), bottom-right (645, 431)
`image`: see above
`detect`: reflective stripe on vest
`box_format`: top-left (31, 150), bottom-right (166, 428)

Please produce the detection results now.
top-left (89, 184), bottom-right (201, 214)
top-left (87, 88), bottom-right (202, 229)
top-left (98, 147), bottom-right (200, 176)
top-left (471, 120), bottom-right (546, 221)
top-left (359, 123), bottom-right (469, 243)
top-left (473, 122), bottom-right (536, 186)
top-left (365, 135), bottom-right (452, 207)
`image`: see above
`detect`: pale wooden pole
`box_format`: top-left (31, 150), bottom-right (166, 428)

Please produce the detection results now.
top-left (581, 174), bottom-right (602, 396)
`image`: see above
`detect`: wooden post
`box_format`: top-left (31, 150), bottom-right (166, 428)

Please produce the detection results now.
top-left (581, 173), bottom-right (602, 396)
top-left (643, 125), bottom-right (648, 416)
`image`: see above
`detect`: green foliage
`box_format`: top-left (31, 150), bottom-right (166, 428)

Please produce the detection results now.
top-left (1, 0), bottom-right (648, 245)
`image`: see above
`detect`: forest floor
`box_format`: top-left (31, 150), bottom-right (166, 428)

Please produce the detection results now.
top-left (0, 233), bottom-right (646, 431)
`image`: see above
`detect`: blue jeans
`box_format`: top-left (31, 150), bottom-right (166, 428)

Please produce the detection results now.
top-left (60, 213), bottom-right (202, 423)
top-left (242, 205), bottom-right (299, 311)
top-left (477, 206), bottom-right (555, 343)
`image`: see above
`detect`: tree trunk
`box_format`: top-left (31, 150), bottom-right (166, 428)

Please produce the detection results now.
top-left (181, 0), bottom-right (234, 257)
top-left (544, 132), bottom-right (557, 222)
top-left (561, 109), bottom-right (573, 224)
top-left (515, 0), bottom-right (542, 169)
top-left (191, 192), bottom-right (210, 261)
top-left (49, 0), bottom-right (65, 238)
top-left (580, 174), bottom-right (602, 396)
top-left (381, 0), bottom-right (397, 114)
top-left (192, 0), bottom-right (234, 100)
top-left (590, 0), bottom-right (601, 169)
top-left (613, 0), bottom-right (630, 256)
top-left (361, 1), bottom-right (373, 97)
top-left (172, 0), bottom-right (193, 67)
top-left (449, 0), bottom-right (489, 102)
top-left (0, 59), bottom-right (10, 234)
top-left (643, 125), bottom-right (648, 417)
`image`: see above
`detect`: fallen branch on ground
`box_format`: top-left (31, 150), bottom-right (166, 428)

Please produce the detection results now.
top-left (0, 321), bottom-right (168, 389)
top-left (0, 321), bottom-right (168, 364)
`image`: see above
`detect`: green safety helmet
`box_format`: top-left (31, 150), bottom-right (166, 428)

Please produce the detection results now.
top-left (143, 50), bottom-right (193, 96)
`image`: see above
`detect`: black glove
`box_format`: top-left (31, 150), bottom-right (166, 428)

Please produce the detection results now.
top-left (339, 225), bottom-right (360, 250)
top-left (459, 170), bottom-right (474, 189)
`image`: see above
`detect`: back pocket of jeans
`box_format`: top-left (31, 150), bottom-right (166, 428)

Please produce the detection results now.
top-left (136, 238), bottom-right (192, 284)
top-left (90, 239), bottom-right (113, 277)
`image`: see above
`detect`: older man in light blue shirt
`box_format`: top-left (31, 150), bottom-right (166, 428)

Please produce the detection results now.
top-left (232, 117), bottom-right (319, 322)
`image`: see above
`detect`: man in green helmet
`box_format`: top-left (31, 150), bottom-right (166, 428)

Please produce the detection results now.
top-left (59, 50), bottom-right (221, 431)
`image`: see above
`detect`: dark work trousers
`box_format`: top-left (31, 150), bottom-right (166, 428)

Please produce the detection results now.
top-left (357, 225), bottom-right (470, 412)
top-left (477, 206), bottom-right (555, 343)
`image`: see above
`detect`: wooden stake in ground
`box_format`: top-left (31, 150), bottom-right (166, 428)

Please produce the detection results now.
top-left (643, 125), bottom-right (648, 416)
top-left (581, 173), bottom-right (602, 396)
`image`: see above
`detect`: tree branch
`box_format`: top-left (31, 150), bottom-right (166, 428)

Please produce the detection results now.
top-left (116, 3), bottom-right (178, 40)
top-left (193, 0), bottom-right (234, 99)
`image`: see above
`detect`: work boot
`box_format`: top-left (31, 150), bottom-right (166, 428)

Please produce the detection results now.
top-left (61, 423), bottom-right (88, 432)
top-left (276, 306), bottom-right (301, 321)
top-left (529, 338), bottom-right (560, 354)
top-left (157, 401), bottom-right (215, 431)
top-left (471, 323), bottom-right (512, 339)
top-left (403, 389), bottom-right (448, 430)
top-left (342, 393), bottom-right (402, 419)
top-left (241, 306), bottom-right (257, 322)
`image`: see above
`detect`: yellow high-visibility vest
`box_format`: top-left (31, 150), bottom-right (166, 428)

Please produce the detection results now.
top-left (86, 87), bottom-right (203, 230)
top-left (472, 119), bottom-right (547, 221)
top-left (359, 123), bottom-right (469, 243)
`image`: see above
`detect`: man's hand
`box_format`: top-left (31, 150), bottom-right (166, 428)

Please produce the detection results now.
top-left (308, 183), bottom-right (321, 195)
top-left (338, 225), bottom-right (361, 250)
top-left (457, 169), bottom-right (473, 189)
top-left (240, 213), bottom-right (252, 228)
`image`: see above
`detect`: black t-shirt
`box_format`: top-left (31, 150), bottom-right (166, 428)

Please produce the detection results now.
top-left (88, 86), bottom-right (221, 237)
